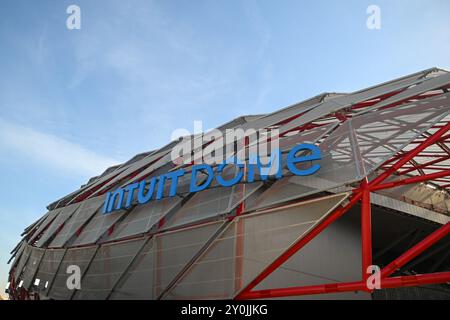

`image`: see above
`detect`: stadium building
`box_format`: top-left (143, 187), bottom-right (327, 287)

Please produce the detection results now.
top-left (7, 67), bottom-right (450, 300)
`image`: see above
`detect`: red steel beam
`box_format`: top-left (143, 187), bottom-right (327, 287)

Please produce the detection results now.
top-left (398, 154), bottom-right (450, 158)
top-left (378, 150), bottom-right (449, 166)
top-left (381, 152), bottom-right (406, 166)
top-left (237, 271), bottom-right (450, 299)
top-left (391, 168), bottom-right (450, 175)
top-left (398, 166), bottom-right (450, 172)
top-left (371, 170), bottom-right (450, 191)
top-left (350, 89), bottom-right (406, 111)
top-left (235, 191), bottom-right (363, 299)
top-left (351, 86), bottom-right (444, 112)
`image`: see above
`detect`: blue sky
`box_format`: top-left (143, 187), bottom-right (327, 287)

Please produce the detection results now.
top-left (0, 0), bottom-right (449, 297)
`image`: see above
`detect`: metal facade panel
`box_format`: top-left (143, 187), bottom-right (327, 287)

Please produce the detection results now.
top-left (278, 122), bottom-right (337, 150)
top-left (35, 203), bottom-right (81, 248)
top-left (33, 248), bottom-right (66, 295)
top-left (72, 239), bottom-right (146, 300)
top-left (14, 244), bottom-right (31, 282)
top-left (70, 208), bottom-right (127, 247)
top-left (244, 122), bottom-right (337, 160)
top-left (254, 209), bottom-right (362, 290)
top-left (110, 221), bottom-right (225, 299)
top-left (49, 196), bottom-right (105, 248)
top-left (9, 241), bottom-right (26, 269)
top-left (163, 223), bottom-right (237, 300)
top-left (108, 196), bottom-right (182, 241)
top-left (154, 221), bottom-right (225, 297)
top-left (28, 209), bottom-right (62, 244)
top-left (48, 246), bottom-right (97, 300)
top-left (163, 193), bottom-right (348, 299)
top-left (246, 177), bottom-right (322, 212)
top-left (164, 182), bottom-right (263, 229)
top-left (21, 247), bottom-right (45, 290)
top-left (108, 238), bottom-right (156, 299)
top-left (22, 213), bottom-right (49, 237)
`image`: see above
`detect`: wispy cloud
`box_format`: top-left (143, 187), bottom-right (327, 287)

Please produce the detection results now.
top-left (0, 119), bottom-right (119, 177)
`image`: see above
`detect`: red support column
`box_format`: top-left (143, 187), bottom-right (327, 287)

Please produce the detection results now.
top-left (361, 179), bottom-right (372, 285)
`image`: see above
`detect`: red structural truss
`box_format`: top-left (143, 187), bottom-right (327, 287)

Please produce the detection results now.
top-left (236, 121), bottom-right (450, 299)
top-left (8, 69), bottom-right (450, 300)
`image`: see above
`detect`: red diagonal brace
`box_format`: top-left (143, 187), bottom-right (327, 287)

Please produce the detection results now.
top-left (380, 222), bottom-right (450, 279)
top-left (235, 191), bottom-right (362, 299)
top-left (399, 155), bottom-right (450, 175)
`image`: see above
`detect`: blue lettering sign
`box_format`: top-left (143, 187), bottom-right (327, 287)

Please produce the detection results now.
top-left (102, 144), bottom-right (322, 214)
